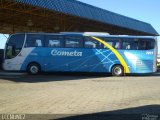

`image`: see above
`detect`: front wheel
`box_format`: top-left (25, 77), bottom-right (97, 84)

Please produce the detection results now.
top-left (27, 63), bottom-right (41, 75)
top-left (111, 65), bottom-right (124, 76)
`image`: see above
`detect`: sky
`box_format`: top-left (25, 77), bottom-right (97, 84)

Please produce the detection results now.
top-left (78, 0), bottom-right (160, 53)
top-left (0, 0), bottom-right (160, 53)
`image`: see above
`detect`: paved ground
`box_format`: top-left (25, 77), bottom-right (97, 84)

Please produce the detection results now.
top-left (0, 72), bottom-right (160, 120)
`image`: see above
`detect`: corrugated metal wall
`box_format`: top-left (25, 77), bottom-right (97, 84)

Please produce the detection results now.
top-left (14, 0), bottom-right (158, 35)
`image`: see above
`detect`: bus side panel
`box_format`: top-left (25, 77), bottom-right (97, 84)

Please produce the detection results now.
top-left (3, 48), bottom-right (34, 71)
top-left (20, 48), bottom-right (46, 71)
top-left (44, 48), bottom-right (120, 73)
top-left (22, 47), bottom-right (156, 74)
top-left (21, 47), bottom-right (120, 73)
top-left (119, 50), bottom-right (155, 73)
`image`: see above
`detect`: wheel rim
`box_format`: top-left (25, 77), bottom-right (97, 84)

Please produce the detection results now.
top-left (30, 66), bottom-right (38, 74)
top-left (114, 67), bottom-right (122, 75)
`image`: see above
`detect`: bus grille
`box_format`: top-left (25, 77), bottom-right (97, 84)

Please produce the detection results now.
top-left (136, 60), bottom-right (153, 70)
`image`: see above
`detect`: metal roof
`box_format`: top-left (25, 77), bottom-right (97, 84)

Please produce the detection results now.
top-left (14, 0), bottom-right (158, 35)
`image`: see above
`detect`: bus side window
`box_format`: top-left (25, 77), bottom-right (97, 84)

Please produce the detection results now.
top-left (48, 40), bottom-right (60, 47)
top-left (84, 37), bottom-right (101, 49)
top-left (45, 35), bottom-right (63, 48)
top-left (122, 38), bottom-right (137, 50)
top-left (104, 38), bottom-right (121, 49)
top-left (85, 41), bottom-right (96, 48)
top-left (103, 41), bottom-right (113, 49)
top-left (122, 42), bottom-right (131, 50)
top-left (25, 34), bottom-right (44, 47)
top-left (138, 39), bottom-right (155, 50)
top-left (65, 36), bottom-right (82, 48)
top-left (139, 40), bottom-right (150, 50)
top-left (35, 39), bottom-right (42, 47)
top-left (113, 42), bottom-right (121, 49)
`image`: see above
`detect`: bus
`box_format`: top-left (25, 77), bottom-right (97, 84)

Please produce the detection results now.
top-left (3, 32), bottom-right (158, 76)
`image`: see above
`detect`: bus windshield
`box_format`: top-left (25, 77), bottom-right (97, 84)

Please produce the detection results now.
top-left (5, 34), bottom-right (25, 59)
top-left (100, 37), bottom-right (155, 50)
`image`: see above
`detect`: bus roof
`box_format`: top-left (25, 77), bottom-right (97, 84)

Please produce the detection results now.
top-left (14, 32), bottom-right (156, 39)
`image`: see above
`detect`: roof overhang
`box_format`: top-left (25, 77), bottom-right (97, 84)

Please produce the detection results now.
top-left (0, 0), bottom-right (159, 36)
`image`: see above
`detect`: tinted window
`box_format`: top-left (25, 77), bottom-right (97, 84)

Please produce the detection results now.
top-left (122, 38), bottom-right (139, 50)
top-left (102, 37), bottom-right (121, 49)
top-left (6, 34), bottom-right (25, 59)
top-left (8, 34), bottom-right (25, 49)
top-left (138, 39), bottom-right (155, 50)
top-left (121, 38), bottom-right (155, 50)
top-left (101, 37), bottom-right (155, 50)
top-left (25, 34), bottom-right (45, 47)
top-left (65, 36), bottom-right (82, 48)
top-left (84, 37), bottom-right (102, 49)
top-left (45, 35), bottom-right (63, 48)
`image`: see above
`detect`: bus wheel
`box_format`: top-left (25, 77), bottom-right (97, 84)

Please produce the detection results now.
top-left (111, 65), bottom-right (124, 76)
top-left (27, 63), bottom-right (41, 75)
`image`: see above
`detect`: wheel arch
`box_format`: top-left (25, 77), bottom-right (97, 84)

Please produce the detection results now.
top-left (26, 61), bottom-right (41, 71)
top-left (109, 64), bottom-right (124, 73)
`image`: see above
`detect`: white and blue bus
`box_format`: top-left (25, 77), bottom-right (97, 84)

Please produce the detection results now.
top-left (3, 32), bottom-right (158, 76)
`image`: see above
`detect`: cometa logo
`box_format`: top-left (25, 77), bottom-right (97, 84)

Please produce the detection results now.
top-left (51, 50), bottom-right (83, 57)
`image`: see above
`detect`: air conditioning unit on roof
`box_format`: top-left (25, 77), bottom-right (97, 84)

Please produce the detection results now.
top-left (84, 32), bottom-right (110, 36)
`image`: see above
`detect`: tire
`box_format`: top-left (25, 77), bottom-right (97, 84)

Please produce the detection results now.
top-left (27, 63), bottom-right (41, 75)
top-left (111, 65), bottom-right (124, 76)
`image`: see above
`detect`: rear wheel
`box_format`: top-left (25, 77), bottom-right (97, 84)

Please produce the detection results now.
top-left (27, 63), bottom-right (41, 75)
top-left (112, 65), bottom-right (124, 76)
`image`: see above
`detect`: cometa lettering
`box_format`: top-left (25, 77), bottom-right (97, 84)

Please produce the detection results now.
top-left (51, 50), bottom-right (82, 57)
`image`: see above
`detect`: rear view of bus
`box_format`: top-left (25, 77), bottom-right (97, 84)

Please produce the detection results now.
top-left (3, 32), bottom-right (158, 76)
